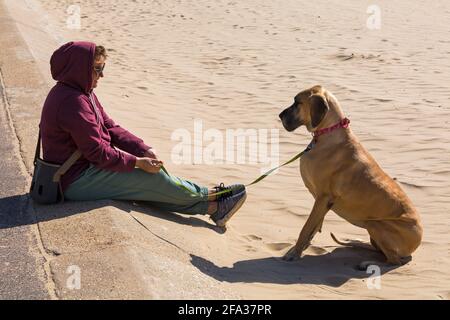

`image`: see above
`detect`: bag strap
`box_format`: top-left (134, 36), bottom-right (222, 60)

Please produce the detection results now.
top-left (34, 129), bottom-right (82, 182)
top-left (34, 130), bottom-right (41, 166)
top-left (52, 149), bottom-right (83, 182)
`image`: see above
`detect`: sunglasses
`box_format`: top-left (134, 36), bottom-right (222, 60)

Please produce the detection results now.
top-left (93, 63), bottom-right (105, 75)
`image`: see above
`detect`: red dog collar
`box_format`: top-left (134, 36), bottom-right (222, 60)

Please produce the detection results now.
top-left (313, 117), bottom-right (350, 140)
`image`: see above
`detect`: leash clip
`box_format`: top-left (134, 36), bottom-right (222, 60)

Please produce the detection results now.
top-left (305, 139), bottom-right (315, 152)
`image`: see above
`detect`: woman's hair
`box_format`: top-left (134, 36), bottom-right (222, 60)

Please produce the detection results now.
top-left (95, 45), bottom-right (108, 60)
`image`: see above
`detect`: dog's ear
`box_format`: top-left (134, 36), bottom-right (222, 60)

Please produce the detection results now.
top-left (309, 94), bottom-right (329, 128)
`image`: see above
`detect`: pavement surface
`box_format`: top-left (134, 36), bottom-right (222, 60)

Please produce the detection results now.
top-left (0, 0), bottom-right (238, 300)
top-left (0, 62), bottom-right (50, 300)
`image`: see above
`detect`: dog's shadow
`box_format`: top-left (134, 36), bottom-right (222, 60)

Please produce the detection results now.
top-left (190, 247), bottom-right (397, 287)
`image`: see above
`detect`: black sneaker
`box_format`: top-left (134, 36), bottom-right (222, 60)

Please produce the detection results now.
top-left (210, 190), bottom-right (247, 227)
top-left (212, 183), bottom-right (246, 200)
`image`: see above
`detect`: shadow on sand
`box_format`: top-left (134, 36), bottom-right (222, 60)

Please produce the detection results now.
top-left (1, 194), bottom-right (400, 287)
top-left (190, 248), bottom-right (399, 287)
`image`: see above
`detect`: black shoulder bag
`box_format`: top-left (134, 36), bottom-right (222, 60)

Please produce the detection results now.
top-left (30, 131), bottom-right (82, 204)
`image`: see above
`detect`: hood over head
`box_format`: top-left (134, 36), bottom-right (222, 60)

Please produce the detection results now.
top-left (50, 41), bottom-right (96, 94)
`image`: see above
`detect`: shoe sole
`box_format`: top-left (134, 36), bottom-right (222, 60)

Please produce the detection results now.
top-left (214, 192), bottom-right (247, 227)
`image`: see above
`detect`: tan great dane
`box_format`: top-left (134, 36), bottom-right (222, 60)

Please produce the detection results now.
top-left (279, 85), bottom-right (422, 269)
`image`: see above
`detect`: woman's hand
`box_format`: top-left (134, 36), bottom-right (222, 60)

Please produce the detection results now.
top-left (143, 148), bottom-right (159, 160)
top-left (135, 157), bottom-right (163, 174)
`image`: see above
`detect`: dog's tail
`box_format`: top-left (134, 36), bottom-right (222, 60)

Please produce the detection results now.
top-left (330, 232), bottom-right (377, 251)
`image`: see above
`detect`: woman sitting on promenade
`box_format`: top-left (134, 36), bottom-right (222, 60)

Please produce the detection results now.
top-left (39, 41), bottom-right (247, 227)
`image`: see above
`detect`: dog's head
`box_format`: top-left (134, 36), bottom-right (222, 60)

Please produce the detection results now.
top-left (279, 85), bottom-right (330, 132)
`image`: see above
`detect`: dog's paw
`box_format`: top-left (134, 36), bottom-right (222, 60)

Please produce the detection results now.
top-left (282, 246), bottom-right (301, 261)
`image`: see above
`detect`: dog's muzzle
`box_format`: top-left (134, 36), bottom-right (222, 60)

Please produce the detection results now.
top-left (279, 104), bottom-right (302, 132)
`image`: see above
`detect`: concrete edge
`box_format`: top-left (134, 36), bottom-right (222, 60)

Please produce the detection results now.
top-left (0, 0), bottom-right (58, 299)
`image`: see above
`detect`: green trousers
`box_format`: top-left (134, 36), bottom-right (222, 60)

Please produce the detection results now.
top-left (64, 164), bottom-right (209, 215)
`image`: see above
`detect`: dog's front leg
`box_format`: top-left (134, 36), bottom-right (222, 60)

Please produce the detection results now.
top-left (283, 195), bottom-right (332, 261)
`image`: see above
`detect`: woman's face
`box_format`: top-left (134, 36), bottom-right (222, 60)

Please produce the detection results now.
top-left (92, 55), bottom-right (106, 89)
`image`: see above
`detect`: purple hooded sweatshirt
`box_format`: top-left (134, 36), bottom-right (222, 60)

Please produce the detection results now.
top-left (40, 41), bottom-right (150, 192)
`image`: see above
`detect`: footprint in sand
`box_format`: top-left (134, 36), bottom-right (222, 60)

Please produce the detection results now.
top-left (265, 243), bottom-right (328, 254)
top-left (374, 98), bottom-right (393, 103)
top-left (244, 234), bottom-right (262, 241)
top-left (398, 180), bottom-right (425, 189)
top-left (305, 245), bottom-right (328, 255)
top-left (244, 245), bottom-right (257, 252)
top-left (265, 242), bottom-right (292, 251)
top-left (334, 53), bottom-right (354, 61)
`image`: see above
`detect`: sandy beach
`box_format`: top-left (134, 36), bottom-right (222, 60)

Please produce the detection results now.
top-left (2, 0), bottom-right (450, 299)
